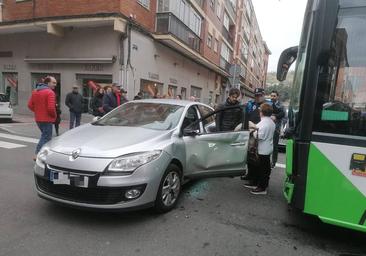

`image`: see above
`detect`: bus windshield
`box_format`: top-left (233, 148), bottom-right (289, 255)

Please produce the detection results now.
top-left (313, 6), bottom-right (366, 136)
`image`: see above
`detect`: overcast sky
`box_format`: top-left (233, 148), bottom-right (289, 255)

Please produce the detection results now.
top-left (252, 0), bottom-right (308, 72)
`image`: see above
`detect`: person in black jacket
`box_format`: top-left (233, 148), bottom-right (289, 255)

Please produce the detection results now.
top-left (65, 85), bottom-right (83, 129)
top-left (91, 87), bottom-right (105, 117)
top-left (215, 88), bottom-right (243, 132)
top-left (270, 90), bottom-right (285, 168)
top-left (103, 84), bottom-right (128, 113)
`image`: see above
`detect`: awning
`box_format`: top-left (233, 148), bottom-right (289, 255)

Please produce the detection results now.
top-left (24, 57), bottom-right (116, 64)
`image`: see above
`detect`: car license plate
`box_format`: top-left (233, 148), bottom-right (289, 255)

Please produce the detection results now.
top-left (49, 170), bottom-right (89, 188)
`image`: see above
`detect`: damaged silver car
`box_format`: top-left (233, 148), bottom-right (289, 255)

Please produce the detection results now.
top-left (34, 99), bottom-right (249, 212)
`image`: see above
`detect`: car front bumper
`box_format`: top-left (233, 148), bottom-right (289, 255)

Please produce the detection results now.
top-left (34, 151), bottom-right (171, 210)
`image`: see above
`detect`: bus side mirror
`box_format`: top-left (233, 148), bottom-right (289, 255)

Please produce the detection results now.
top-left (277, 46), bottom-right (299, 82)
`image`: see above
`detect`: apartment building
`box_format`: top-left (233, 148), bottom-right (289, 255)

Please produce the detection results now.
top-left (0, 0), bottom-right (269, 116)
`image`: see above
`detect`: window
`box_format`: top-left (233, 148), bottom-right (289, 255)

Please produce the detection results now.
top-left (1, 73), bottom-right (18, 106)
top-left (207, 34), bottom-right (213, 48)
top-left (216, 2), bottom-right (221, 19)
top-left (191, 86), bottom-right (202, 102)
top-left (214, 39), bottom-right (219, 53)
top-left (198, 105), bottom-right (215, 129)
top-left (313, 7), bottom-right (366, 136)
top-left (182, 106), bottom-right (200, 130)
top-left (76, 74), bottom-right (112, 113)
top-left (158, 0), bottom-right (170, 12)
top-left (220, 42), bottom-right (230, 62)
top-left (138, 0), bottom-right (150, 9)
top-left (223, 12), bottom-right (230, 31)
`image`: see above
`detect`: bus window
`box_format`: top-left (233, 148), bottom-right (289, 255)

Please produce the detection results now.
top-left (313, 7), bottom-right (366, 137)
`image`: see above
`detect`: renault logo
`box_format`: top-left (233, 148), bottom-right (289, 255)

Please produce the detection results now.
top-left (70, 148), bottom-right (81, 161)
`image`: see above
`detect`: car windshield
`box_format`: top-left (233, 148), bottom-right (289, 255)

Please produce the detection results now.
top-left (94, 102), bottom-right (185, 130)
top-left (0, 94), bottom-right (8, 102)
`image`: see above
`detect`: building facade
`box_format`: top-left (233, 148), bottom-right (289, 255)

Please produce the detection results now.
top-left (0, 0), bottom-right (269, 117)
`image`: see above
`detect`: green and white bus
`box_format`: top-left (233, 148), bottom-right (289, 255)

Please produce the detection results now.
top-left (277, 0), bottom-right (366, 232)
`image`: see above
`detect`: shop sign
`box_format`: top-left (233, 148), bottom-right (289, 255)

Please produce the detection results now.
top-left (37, 64), bottom-right (54, 70)
top-left (169, 78), bottom-right (178, 84)
top-left (84, 64), bottom-right (104, 72)
top-left (0, 51), bottom-right (13, 58)
top-left (148, 72), bottom-right (159, 80)
top-left (3, 64), bottom-right (16, 70)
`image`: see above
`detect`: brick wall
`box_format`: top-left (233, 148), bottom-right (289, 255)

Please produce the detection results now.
top-left (120, 0), bottom-right (157, 32)
top-left (2, 0), bottom-right (120, 21)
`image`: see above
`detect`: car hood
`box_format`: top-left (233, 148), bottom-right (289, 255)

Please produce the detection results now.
top-left (49, 124), bottom-right (174, 158)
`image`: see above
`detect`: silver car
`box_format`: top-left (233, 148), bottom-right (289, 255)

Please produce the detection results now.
top-left (34, 99), bottom-right (249, 212)
top-left (0, 93), bottom-right (13, 121)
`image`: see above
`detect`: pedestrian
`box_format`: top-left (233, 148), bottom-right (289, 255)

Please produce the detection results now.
top-left (244, 103), bottom-right (276, 195)
top-left (103, 83), bottom-right (127, 113)
top-left (105, 85), bottom-right (112, 94)
top-left (65, 85), bottom-right (83, 129)
top-left (54, 94), bottom-right (61, 136)
top-left (215, 88), bottom-right (243, 132)
top-left (91, 87), bottom-right (105, 117)
top-left (120, 88), bottom-right (128, 102)
top-left (176, 95), bottom-right (182, 100)
top-left (241, 88), bottom-right (271, 182)
top-left (270, 90), bottom-right (285, 168)
top-left (28, 76), bottom-right (57, 160)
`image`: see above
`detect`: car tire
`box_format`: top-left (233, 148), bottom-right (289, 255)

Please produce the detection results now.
top-left (154, 164), bottom-right (182, 213)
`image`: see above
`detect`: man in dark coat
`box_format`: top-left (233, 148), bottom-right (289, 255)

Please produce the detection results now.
top-left (215, 88), bottom-right (243, 132)
top-left (103, 83), bottom-right (128, 113)
top-left (65, 85), bottom-right (83, 129)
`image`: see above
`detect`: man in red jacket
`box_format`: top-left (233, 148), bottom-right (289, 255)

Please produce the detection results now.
top-left (28, 76), bottom-right (57, 160)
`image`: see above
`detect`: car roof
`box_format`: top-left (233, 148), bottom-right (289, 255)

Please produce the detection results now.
top-left (131, 99), bottom-right (213, 109)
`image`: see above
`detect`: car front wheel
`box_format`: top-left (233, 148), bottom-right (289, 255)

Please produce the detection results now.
top-left (154, 164), bottom-right (182, 213)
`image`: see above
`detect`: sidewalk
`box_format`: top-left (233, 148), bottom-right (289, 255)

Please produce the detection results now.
top-left (0, 113), bottom-right (94, 138)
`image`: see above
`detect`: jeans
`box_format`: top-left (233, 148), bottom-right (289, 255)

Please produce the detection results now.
top-left (272, 129), bottom-right (280, 165)
top-left (36, 122), bottom-right (53, 154)
top-left (69, 111), bottom-right (82, 129)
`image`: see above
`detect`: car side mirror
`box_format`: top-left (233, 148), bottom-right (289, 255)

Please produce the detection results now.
top-left (183, 127), bottom-right (199, 137)
top-left (277, 46), bottom-right (298, 81)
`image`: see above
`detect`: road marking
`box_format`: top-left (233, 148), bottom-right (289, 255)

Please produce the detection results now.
top-left (0, 132), bottom-right (37, 144)
top-left (0, 140), bottom-right (27, 149)
top-left (276, 163), bottom-right (286, 169)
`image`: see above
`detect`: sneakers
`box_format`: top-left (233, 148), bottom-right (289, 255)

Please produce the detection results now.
top-left (250, 187), bottom-right (267, 195)
top-left (243, 180), bottom-right (257, 189)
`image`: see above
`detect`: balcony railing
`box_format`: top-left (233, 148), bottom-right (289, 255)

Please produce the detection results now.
top-left (225, 1), bottom-right (236, 21)
top-left (193, 0), bottom-right (204, 8)
top-left (222, 26), bottom-right (234, 46)
top-left (220, 57), bottom-right (231, 73)
top-left (156, 13), bottom-right (201, 53)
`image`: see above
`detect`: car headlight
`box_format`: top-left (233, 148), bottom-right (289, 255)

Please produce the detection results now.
top-left (36, 147), bottom-right (49, 167)
top-left (106, 150), bottom-right (162, 175)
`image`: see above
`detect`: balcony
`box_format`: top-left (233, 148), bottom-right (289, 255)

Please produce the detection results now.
top-left (222, 26), bottom-right (234, 46)
top-left (193, 0), bottom-right (204, 8)
top-left (225, 1), bottom-right (236, 22)
top-left (156, 13), bottom-right (201, 53)
top-left (220, 57), bottom-right (231, 73)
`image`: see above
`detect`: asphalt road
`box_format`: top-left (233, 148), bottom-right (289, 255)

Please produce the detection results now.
top-left (0, 124), bottom-right (366, 256)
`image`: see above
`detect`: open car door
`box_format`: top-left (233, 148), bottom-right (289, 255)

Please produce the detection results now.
top-left (182, 104), bottom-right (249, 179)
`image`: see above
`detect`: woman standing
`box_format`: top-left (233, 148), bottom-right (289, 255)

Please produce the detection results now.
top-left (91, 87), bottom-right (105, 117)
top-left (245, 103), bottom-right (275, 195)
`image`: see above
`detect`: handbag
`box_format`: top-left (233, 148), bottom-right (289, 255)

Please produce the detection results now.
top-left (247, 129), bottom-right (260, 166)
